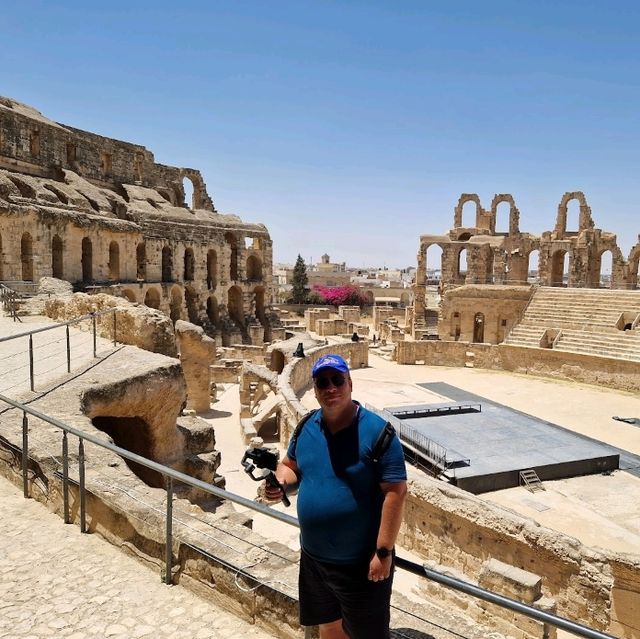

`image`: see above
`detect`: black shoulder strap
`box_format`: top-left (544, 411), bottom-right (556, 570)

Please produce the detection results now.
top-left (371, 422), bottom-right (396, 463)
top-left (290, 409), bottom-right (319, 457)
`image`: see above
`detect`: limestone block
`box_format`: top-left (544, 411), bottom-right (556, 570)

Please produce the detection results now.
top-left (176, 320), bottom-right (217, 413)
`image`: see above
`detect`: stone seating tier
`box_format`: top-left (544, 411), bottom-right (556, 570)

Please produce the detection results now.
top-left (503, 287), bottom-right (640, 362)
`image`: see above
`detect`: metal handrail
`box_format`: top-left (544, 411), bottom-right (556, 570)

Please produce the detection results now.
top-left (0, 390), bottom-right (616, 639)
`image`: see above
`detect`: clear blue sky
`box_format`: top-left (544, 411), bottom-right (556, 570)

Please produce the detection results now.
top-left (3, 1), bottom-right (640, 269)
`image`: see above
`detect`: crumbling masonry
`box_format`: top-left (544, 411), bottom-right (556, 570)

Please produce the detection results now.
top-left (0, 96), bottom-right (276, 345)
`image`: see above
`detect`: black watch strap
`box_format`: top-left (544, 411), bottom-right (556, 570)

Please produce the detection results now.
top-left (375, 546), bottom-right (393, 559)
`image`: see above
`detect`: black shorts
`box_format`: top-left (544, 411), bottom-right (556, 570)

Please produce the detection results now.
top-left (299, 549), bottom-right (394, 639)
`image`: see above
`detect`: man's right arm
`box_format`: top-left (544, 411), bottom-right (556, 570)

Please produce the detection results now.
top-left (264, 455), bottom-right (299, 502)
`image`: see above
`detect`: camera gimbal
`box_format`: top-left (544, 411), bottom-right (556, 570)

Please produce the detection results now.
top-left (241, 446), bottom-right (291, 507)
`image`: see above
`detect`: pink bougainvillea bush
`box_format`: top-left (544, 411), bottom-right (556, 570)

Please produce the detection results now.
top-left (312, 285), bottom-right (368, 307)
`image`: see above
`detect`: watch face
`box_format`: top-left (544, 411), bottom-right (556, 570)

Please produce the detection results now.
top-left (376, 547), bottom-right (391, 559)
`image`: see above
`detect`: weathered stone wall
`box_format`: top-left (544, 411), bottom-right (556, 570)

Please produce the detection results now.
top-left (45, 292), bottom-right (178, 357)
top-left (413, 191), bottom-right (640, 335)
top-left (439, 284), bottom-right (533, 344)
top-left (395, 340), bottom-right (640, 393)
top-left (0, 96), bottom-right (277, 347)
top-left (402, 476), bottom-right (640, 636)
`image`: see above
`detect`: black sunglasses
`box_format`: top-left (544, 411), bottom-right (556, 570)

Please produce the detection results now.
top-left (314, 374), bottom-right (346, 390)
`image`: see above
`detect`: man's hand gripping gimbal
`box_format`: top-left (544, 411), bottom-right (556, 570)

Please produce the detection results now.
top-left (241, 446), bottom-right (290, 507)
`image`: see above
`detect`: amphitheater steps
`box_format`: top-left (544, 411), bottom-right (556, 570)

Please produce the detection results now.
top-left (504, 286), bottom-right (640, 361)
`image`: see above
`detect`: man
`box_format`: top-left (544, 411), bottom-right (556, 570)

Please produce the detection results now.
top-left (265, 354), bottom-right (407, 639)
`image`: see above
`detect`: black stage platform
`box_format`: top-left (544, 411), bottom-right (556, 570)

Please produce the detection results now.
top-left (377, 383), bottom-right (623, 494)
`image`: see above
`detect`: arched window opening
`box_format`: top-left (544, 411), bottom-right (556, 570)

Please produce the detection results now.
top-left (207, 249), bottom-right (217, 289)
top-left (457, 248), bottom-right (468, 282)
top-left (254, 286), bottom-right (266, 323)
top-left (144, 288), bottom-right (160, 309)
top-left (425, 245), bottom-right (443, 286)
top-left (598, 250), bottom-right (613, 288)
top-left (365, 291), bottom-right (374, 305)
top-left (566, 199), bottom-right (580, 233)
top-left (183, 247), bottom-right (195, 281)
top-left (550, 250), bottom-right (568, 287)
top-left (206, 295), bottom-right (219, 326)
top-left (246, 255), bottom-right (262, 280)
top-left (169, 286), bottom-right (182, 323)
top-left (473, 312), bottom-right (485, 343)
top-left (495, 201), bottom-right (510, 234)
top-left (136, 242), bottom-right (146, 280)
top-left (461, 200), bottom-right (477, 228)
top-left (225, 233), bottom-right (238, 280)
top-left (108, 241), bottom-right (120, 281)
top-left (228, 286), bottom-right (243, 326)
top-left (527, 250), bottom-right (540, 283)
top-left (21, 233), bottom-right (33, 281)
top-left (52, 235), bottom-right (63, 279)
top-left (81, 237), bottom-right (93, 283)
top-left (400, 292), bottom-right (410, 307)
top-left (162, 246), bottom-right (173, 282)
top-left (182, 177), bottom-right (194, 210)
top-left (185, 286), bottom-right (198, 324)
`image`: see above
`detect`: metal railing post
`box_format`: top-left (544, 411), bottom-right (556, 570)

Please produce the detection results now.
top-left (113, 310), bottom-right (117, 346)
top-left (165, 477), bottom-right (173, 585)
top-left (28, 334), bottom-right (35, 392)
top-left (92, 314), bottom-right (97, 358)
top-left (62, 431), bottom-right (70, 524)
top-left (22, 412), bottom-right (29, 498)
top-left (79, 438), bottom-right (86, 533)
top-left (66, 325), bottom-right (71, 373)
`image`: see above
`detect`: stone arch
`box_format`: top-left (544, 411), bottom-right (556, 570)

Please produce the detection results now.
top-left (108, 241), bottom-right (120, 281)
top-left (555, 191), bottom-right (593, 237)
top-left (136, 242), bottom-right (146, 280)
top-left (425, 244), bottom-right (443, 284)
top-left (20, 232), bottom-right (34, 281)
top-left (365, 290), bottom-right (374, 305)
top-left (246, 254), bottom-right (262, 280)
top-left (183, 247), bottom-right (195, 281)
top-left (52, 234), bottom-right (64, 279)
top-left (550, 250), bottom-right (569, 287)
top-left (629, 245), bottom-right (640, 290)
top-left (490, 194), bottom-right (519, 235)
top-left (254, 286), bottom-right (266, 323)
top-left (228, 285), bottom-right (244, 326)
top-left (595, 249), bottom-right (614, 289)
top-left (225, 232), bottom-right (239, 281)
top-left (454, 193), bottom-right (481, 228)
top-left (162, 246), bottom-right (173, 282)
top-left (206, 295), bottom-right (219, 325)
top-left (169, 285), bottom-right (183, 323)
top-left (527, 249), bottom-right (540, 283)
top-left (185, 285), bottom-right (199, 323)
top-left (473, 312), bottom-right (485, 343)
top-left (207, 249), bottom-right (217, 289)
top-left (81, 237), bottom-right (93, 283)
top-left (144, 288), bottom-right (160, 309)
top-left (122, 288), bottom-right (137, 303)
top-left (182, 177), bottom-right (195, 210)
top-left (400, 291), bottom-right (410, 307)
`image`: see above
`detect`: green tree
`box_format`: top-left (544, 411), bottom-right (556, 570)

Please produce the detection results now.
top-left (291, 254), bottom-right (309, 303)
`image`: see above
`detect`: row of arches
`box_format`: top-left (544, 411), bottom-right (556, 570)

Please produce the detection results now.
top-left (424, 244), bottom-right (628, 288)
top-left (119, 284), bottom-right (267, 330)
top-left (4, 232), bottom-right (263, 286)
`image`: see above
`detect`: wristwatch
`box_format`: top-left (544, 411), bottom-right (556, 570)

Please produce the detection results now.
top-left (375, 546), bottom-right (393, 559)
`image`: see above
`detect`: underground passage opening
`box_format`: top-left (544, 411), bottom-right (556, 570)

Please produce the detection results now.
top-left (92, 415), bottom-right (164, 488)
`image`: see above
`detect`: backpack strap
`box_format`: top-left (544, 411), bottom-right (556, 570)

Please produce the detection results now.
top-left (370, 422), bottom-right (396, 463)
top-left (289, 409), bottom-right (319, 458)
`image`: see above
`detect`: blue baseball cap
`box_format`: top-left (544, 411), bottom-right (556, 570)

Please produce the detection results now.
top-left (312, 354), bottom-right (349, 378)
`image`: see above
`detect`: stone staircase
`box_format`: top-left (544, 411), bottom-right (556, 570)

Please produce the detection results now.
top-left (504, 287), bottom-right (640, 362)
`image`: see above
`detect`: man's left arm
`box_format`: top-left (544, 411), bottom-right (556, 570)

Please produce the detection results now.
top-left (368, 480), bottom-right (407, 581)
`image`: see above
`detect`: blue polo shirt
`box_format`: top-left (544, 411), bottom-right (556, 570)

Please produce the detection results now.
top-left (288, 403), bottom-right (407, 564)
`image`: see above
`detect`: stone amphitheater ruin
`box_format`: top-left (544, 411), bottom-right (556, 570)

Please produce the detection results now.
top-left (0, 98), bottom-right (639, 639)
